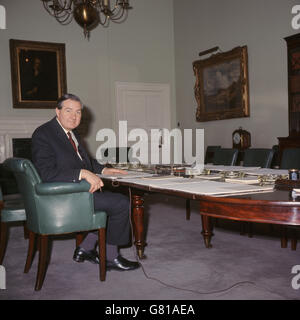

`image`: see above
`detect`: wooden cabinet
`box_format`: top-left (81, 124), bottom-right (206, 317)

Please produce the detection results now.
top-left (278, 33), bottom-right (300, 161)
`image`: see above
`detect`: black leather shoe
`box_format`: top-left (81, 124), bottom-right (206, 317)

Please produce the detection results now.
top-left (106, 255), bottom-right (140, 271)
top-left (73, 247), bottom-right (99, 264)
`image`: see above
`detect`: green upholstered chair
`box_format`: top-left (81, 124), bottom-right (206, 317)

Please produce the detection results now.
top-left (204, 146), bottom-right (221, 164)
top-left (280, 148), bottom-right (300, 169)
top-left (271, 145), bottom-right (280, 168)
top-left (0, 186), bottom-right (26, 265)
top-left (243, 148), bottom-right (274, 168)
top-left (213, 148), bottom-right (238, 166)
top-left (3, 158), bottom-right (107, 291)
top-left (240, 148), bottom-right (274, 237)
top-left (186, 148), bottom-right (238, 220)
top-left (279, 148), bottom-right (300, 250)
top-left (103, 147), bottom-right (132, 163)
top-left (0, 163), bottom-right (19, 195)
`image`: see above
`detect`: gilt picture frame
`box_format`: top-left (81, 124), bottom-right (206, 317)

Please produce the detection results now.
top-left (10, 39), bottom-right (67, 109)
top-left (193, 46), bottom-right (250, 122)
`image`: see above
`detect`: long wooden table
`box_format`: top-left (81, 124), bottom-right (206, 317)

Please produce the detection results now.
top-left (103, 177), bottom-right (300, 258)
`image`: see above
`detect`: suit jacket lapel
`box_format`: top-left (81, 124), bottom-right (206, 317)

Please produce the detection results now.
top-left (50, 117), bottom-right (83, 162)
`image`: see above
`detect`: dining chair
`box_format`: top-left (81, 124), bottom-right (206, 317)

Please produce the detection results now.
top-left (4, 157), bottom-right (107, 291)
top-left (103, 147), bottom-right (132, 163)
top-left (279, 148), bottom-right (300, 250)
top-left (0, 185), bottom-right (27, 265)
top-left (213, 148), bottom-right (239, 166)
top-left (280, 148), bottom-right (300, 169)
top-left (204, 145), bottom-right (221, 164)
top-left (243, 148), bottom-right (274, 168)
top-left (271, 145), bottom-right (280, 168)
top-left (240, 148), bottom-right (274, 237)
top-left (186, 148), bottom-right (238, 220)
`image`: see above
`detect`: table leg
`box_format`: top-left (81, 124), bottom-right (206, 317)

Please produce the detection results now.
top-left (201, 214), bottom-right (213, 248)
top-left (132, 193), bottom-right (147, 259)
top-left (280, 226), bottom-right (288, 248)
top-left (186, 199), bottom-right (191, 220)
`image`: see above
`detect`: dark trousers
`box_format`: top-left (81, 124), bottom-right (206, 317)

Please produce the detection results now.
top-left (81, 190), bottom-right (131, 249)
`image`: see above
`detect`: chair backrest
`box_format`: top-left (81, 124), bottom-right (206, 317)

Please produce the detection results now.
top-left (3, 158), bottom-right (42, 232)
top-left (243, 148), bottom-right (274, 168)
top-left (213, 148), bottom-right (238, 166)
top-left (271, 145), bottom-right (280, 168)
top-left (0, 163), bottom-right (19, 195)
top-left (103, 147), bottom-right (132, 163)
top-left (205, 146), bottom-right (221, 164)
top-left (280, 148), bottom-right (300, 169)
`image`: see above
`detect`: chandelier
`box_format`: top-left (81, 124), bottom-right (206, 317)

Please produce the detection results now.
top-left (41, 0), bottom-right (133, 39)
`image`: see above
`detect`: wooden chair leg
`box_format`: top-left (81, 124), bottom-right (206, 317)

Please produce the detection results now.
top-left (186, 200), bottom-right (191, 220)
top-left (0, 222), bottom-right (8, 265)
top-left (24, 231), bottom-right (36, 273)
top-left (35, 235), bottom-right (49, 291)
top-left (23, 222), bottom-right (29, 239)
top-left (76, 232), bottom-right (86, 247)
top-left (98, 228), bottom-right (106, 282)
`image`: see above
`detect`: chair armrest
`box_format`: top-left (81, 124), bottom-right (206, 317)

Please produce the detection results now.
top-left (35, 180), bottom-right (90, 195)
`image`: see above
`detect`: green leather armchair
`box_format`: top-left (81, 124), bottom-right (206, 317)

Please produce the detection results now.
top-left (3, 158), bottom-right (107, 291)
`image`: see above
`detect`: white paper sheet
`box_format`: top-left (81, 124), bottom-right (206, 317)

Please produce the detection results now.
top-left (150, 180), bottom-right (274, 196)
top-left (112, 176), bottom-right (273, 196)
top-left (225, 176), bottom-right (260, 184)
top-left (204, 165), bottom-right (260, 172)
top-left (97, 171), bottom-right (154, 180)
top-left (243, 168), bottom-right (288, 176)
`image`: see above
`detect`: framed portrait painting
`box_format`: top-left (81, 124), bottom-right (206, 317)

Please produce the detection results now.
top-left (9, 39), bottom-right (67, 109)
top-left (193, 46), bottom-right (250, 122)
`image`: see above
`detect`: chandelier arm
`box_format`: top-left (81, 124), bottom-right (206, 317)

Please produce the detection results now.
top-left (98, 11), bottom-right (109, 26)
top-left (42, 0), bottom-right (73, 21)
top-left (43, 1), bottom-right (56, 15)
top-left (110, 9), bottom-right (125, 21)
top-left (109, 0), bottom-right (122, 14)
top-left (54, 12), bottom-right (73, 24)
top-left (42, 0), bottom-right (71, 15)
top-left (109, 6), bottom-right (123, 19)
top-left (55, 0), bottom-right (73, 11)
top-left (99, 0), bottom-right (126, 20)
top-left (110, 9), bottom-right (128, 23)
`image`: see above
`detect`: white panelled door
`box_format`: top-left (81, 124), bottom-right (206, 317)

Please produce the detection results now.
top-left (115, 82), bottom-right (171, 164)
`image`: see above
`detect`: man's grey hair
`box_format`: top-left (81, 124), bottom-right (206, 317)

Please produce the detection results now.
top-left (57, 93), bottom-right (84, 110)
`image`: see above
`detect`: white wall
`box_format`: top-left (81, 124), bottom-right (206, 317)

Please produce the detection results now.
top-left (174, 0), bottom-right (299, 150)
top-left (0, 0), bottom-right (176, 155)
top-left (1, 0), bottom-right (298, 158)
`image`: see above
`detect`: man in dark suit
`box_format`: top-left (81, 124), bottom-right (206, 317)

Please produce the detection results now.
top-left (32, 93), bottom-right (139, 271)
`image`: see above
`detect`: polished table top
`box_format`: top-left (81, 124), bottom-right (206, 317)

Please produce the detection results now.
top-left (101, 172), bottom-right (300, 256)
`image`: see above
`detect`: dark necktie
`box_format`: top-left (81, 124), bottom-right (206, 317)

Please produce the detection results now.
top-left (67, 132), bottom-right (78, 153)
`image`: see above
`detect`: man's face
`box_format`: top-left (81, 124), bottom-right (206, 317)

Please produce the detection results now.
top-left (56, 99), bottom-right (82, 131)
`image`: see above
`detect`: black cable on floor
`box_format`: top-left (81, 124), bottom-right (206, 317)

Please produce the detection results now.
top-left (127, 187), bottom-right (263, 296)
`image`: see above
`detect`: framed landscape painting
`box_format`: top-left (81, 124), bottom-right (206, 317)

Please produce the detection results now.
top-left (193, 46), bottom-right (250, 122)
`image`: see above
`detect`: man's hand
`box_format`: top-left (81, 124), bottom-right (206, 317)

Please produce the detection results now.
top-left (80, 169), bottom-right (104, 193)
top-left (102, 168), bottom-right (128, 175)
